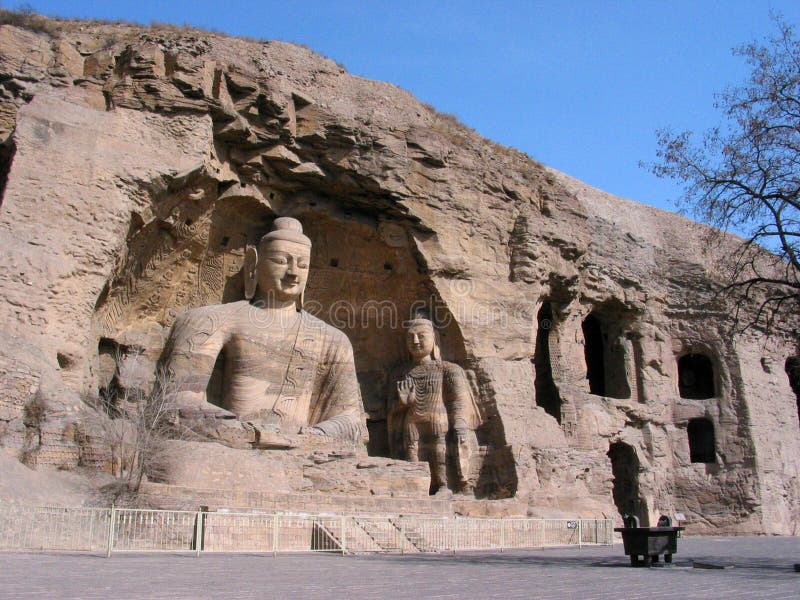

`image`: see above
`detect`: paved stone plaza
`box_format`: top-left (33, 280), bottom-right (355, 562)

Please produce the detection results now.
top-left (1, 536), bottom-right (798, 599)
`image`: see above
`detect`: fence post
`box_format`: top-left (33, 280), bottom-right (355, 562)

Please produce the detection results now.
top-left (577, 518), bottom-right (582, 548)
top-left (105, 506), bottom-right (116, 558)
top-left (499, 518), bottom-right (505, 553)
top-left (540, 518), bottom-right (545, 548)
top-left (341, 516), bottom-right (346, 556)
top-left (272, 514), bottom-right (279, 557)
top-left (89, 510), bottom-right (96, 551)
top-left (453, 517), bottom-right (458, 555)
top-left (194, 509), bottom-right (204, 557)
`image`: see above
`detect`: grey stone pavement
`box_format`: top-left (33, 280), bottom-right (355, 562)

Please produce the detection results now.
top-left (1, 536), bottom-right (799, 599)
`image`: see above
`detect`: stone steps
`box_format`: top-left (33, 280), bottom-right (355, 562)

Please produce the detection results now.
top-left (353, 518), bottom-right (413, 553)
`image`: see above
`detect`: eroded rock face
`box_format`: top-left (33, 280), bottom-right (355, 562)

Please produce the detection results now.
top-left (0, 19), bottom-right (798, 533)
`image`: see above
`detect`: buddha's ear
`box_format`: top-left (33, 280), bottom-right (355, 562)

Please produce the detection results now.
top-left (244, 246), bottom-right (258, 300)
top-left (432, 328), bottom-right (442, 361)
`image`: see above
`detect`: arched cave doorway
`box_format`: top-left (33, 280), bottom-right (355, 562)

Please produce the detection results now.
top-left (534, 302), bottom-right (561, 423)
top-left (687, 418), bottom-right (716, 463)
top-left (94, 178), bottom-right (480, 464)
top-left (678, 354), bottom-right (715, 399)
top-left (608, 441), bottom-right (645, 524)
top-left (582, 311), bottom-right (632, 399)
top-left (97, 337), bottom-right (121, 412)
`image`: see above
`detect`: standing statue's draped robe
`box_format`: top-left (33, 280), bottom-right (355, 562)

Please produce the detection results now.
top-left (388, 360), bottom-right (482, 485)
top-left (161, 300), bottom-right (367, 442)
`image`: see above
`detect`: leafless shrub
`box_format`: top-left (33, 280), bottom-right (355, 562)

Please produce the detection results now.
top-left (0, 6), bottom-right (60, 36)
top-left (22, 390), bottom-right (47, 428)
top-left (85, 348), bottom-right (185, 498)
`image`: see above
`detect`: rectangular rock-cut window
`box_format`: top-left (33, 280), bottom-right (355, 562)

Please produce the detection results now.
top-left (688, 417), bottom-right (716, 463)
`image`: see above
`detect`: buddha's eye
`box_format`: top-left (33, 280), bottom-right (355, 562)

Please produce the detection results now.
top-left (267, 254), bottom-right (288, 265)
top-left (297, 260), bottom-right (309, 269)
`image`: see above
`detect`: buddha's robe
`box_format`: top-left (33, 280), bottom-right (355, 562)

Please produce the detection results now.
top-left (161, 300), bottom-right (367, 442)
top-left (388, 360), bottom-right (482, 485)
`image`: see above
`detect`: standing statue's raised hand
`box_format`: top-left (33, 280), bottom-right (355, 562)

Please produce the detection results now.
top-left (397, 378), bottom-right (414, 405)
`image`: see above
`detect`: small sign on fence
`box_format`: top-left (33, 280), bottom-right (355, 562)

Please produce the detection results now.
top-left (566, 521), bottom-right (578, 529)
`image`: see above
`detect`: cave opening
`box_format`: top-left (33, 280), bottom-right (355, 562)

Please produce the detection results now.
top-left (608, 441), bottom-right (646, 525)
top-left (687, 417), bottom-right (716, 463)
top-left (534, 302), bottom-right (561, 423)
top-left (97, 337), bottom-right (122, 414)
top-left (582, 313), bottom-right (606, 396)
top-left (784, 356), bottom-right (799, 427)
top-left (582, 310), bottom-right (632, 399)
top-left (678, 354), bottom-right (715, 399)
top-left (0, 139), bottom-right (15, 208)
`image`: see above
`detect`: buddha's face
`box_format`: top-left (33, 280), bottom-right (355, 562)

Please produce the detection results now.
top-left (406, 323), bottom-right (435, 361)
top-left (257, 239), bottom-right (311, 302)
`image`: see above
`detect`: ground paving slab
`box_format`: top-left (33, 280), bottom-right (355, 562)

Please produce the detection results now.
top-left (0, 536), bottom-right (798, 599)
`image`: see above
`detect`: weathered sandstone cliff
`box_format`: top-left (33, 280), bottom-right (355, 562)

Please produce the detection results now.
top-left (0, 16), bottom-right (798, 533)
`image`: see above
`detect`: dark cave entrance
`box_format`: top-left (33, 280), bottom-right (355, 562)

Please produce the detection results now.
top-left (687, 418), bottom-right (716, 463)
top-left (97, 337), bottom-right (121, 411)
top-left (785, 356), bottom-right (800, 427)
top-left (608, 441), bottom-right (646, 525)
top-left (582, 310), bottom-right (632, 399)
top-left (534, 302), bottom-right (561, 423)
top-left (583, 313), bottom-right (606, 396)
top-left (0, 139), bottom-right (14, 207)
top-left (678, 354), bottom-right (715, 399)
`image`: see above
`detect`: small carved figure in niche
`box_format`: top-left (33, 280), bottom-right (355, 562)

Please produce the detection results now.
top-left (388, 317), bottom-right (482, 495)
top-left (159, 217), bottom-right (368, 447)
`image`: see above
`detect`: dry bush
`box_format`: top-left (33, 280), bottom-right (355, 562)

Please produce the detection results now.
top-left (87, 348), bottom-right (187, 497)
top-left (0, 5), bottom-right (59, 36)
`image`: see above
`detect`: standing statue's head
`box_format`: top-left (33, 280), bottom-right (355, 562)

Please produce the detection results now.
top-left (404, 317), bottom-right (441, 363)
top-left (244, 217), bottom-right (312, 305)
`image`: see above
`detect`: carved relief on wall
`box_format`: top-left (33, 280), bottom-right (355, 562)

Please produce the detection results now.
top-left (95, 184), bottom-right (276, 340)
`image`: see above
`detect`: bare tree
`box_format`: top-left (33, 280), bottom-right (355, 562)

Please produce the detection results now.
top-left (88, 348), bottom-right (181, 497)
top-left (650, 17), bottom-right (800, 335)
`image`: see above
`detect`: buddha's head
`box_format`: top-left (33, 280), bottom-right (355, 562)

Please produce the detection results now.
top-left (404, 318), bottom-right (440, 363)
top-left (245, 217), bottom-right (311, 305)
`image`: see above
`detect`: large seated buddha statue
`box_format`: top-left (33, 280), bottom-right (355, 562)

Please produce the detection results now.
top-left (159, 217), bottom-right (368, 448)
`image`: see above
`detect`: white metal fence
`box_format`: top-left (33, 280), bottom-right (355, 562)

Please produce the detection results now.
top-left (0, 504), bottom-right (613, 556)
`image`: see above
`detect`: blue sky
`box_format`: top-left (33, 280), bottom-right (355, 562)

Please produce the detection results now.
top-left (10, 1), bottom-right (800, 216)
